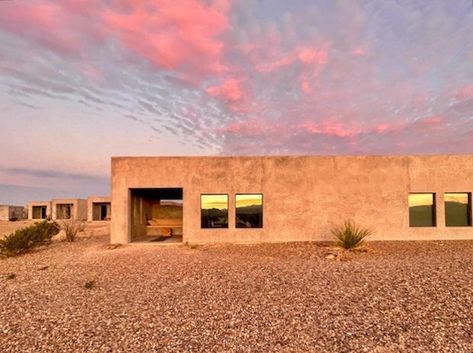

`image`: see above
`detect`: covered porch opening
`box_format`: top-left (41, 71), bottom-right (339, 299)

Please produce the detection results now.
top-left (32, 206), bottom-right (47, 219)
top-left (93, 202), bottom-right (111, 221)
top-left (129, 188), bottom-right (183, 243)
top-left (57, 204), bottom-right (73, 219)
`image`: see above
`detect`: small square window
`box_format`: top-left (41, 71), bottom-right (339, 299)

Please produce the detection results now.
top-left (201, 194), bottom-right (228, 228)
top-left (445, 193), bottom-right (472, 227)
top-left (409, 193), bottom-right (436, 227)
top-left (236, 194), bottom-right (263, 228)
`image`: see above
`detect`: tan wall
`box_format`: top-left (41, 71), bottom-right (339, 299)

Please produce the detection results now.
top-left (0, 206), bottom-right (9, 221)
top-left (0, 206), bottom-right (26, 221)
top-left (27, 201), bottom-right (52, 220)
top-left (52, 199), bottom-right (87, 220)
top-left (87, 196), bottom-right (111, 221)
top-left (111, 155), bottom-right (473, 244)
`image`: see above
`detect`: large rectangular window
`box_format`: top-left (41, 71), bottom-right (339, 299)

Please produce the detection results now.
top-left (236, 194), bottom-right (263, 228)
top-left (201, 194), bottom-right (228, 228)
top-left (445, 193), bottom-right (472, 227)
top-left (409, 193), bottom-right (436, 227)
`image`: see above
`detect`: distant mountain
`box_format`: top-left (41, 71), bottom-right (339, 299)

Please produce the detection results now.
top-left (236, 204), bottom-right (262, 215)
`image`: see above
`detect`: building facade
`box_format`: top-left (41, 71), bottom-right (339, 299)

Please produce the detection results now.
top-left (110, 155), bottom-right (473, 244)
top-left (27, 201), bottom-right (52, 220)
top-left (51, 198), bottom-right (87, 220)
top-left (87, 196), bottom-right (112, 221)
top-left (0, 205), bottom-right (26, 221)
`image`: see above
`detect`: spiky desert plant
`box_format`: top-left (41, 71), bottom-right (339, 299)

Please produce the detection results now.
top-left (331, 220), bottom-right (372, 250)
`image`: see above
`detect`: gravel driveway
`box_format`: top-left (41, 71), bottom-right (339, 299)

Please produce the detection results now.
top-left (1, 228), bottom-right (473, 352)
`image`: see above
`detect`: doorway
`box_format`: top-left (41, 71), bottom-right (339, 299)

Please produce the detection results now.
top-left (92, 202), bottom-right (111, 221)
top-left (57, 204), bottom-right (73, 219)
top-left (129, 188), bottom-right (183, 243)
top-left (32, 206), bottom-right (47, 219)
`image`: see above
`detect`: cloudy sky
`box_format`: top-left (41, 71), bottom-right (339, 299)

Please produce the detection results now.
top-left (0, 0), bottom-right (472, 204)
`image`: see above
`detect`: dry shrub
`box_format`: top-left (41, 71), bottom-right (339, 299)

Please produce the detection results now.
top-left (61, 219), bottom-right (85, 242)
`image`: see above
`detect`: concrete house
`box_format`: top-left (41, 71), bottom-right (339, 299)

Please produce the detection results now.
top-left (110, 155), bottom-right (473, 244)
top-left (52, 198), bottom-right (87, 220)
top-left (27, 201), bottom-right (52, 220)
top-left (0, 205), bottom-right (26, 221)
top-left (87, 196), bottom-right (111, 221)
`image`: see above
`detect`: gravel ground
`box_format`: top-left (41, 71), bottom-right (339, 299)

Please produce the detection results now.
top-left (1, 226), bottom-right (473, 353)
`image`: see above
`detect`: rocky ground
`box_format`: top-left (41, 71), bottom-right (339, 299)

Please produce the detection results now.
top-left (1, 224), bottom-right (473, 352)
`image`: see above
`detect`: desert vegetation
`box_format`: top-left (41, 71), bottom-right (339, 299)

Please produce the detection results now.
top-left (0, 221), bottom-right (59, 257)
top-left (331, 219), bottom-right (372, 250)
top-left (59, 218), bottom-right (86, 242)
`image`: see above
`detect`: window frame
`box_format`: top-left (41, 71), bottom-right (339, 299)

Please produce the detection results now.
top-left (444, 192), bottom-right (472, 227)
top-left (235, 193), bottom-right (264, 229)
top-left (408, 192), bottom-right (437, 227)
top-left (200, 193), bottom-right (229, 229)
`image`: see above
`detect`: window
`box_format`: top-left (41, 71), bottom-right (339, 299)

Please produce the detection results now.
top-left (201, 194), bottom-right (228, 228)
top-left (236, 194), bottom-right (263, 228)
top-left (409, 193), bottom-right (436, 227)
top-left (445, 193), bottom-right (472, 227)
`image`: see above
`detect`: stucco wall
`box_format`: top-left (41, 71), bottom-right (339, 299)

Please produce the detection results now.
top-left (0, 206), bottom-right (9, 221)
top-left (111, 155), bottom-right (473, 244)
top-left (0, 206), bottom-right (25, 221)
top-left (27, 201), bottom-right (52, 220)
top-left (52, 199), bottom-right (87, 220)
top-left (87, 196), bottom-right (112, 221)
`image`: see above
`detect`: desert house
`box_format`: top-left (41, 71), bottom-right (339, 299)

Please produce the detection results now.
top-left (51, 198), bottom-right (87, 220)
top-left (110, 155), bottom-right (473, 244)
top-left (27, 201), bottom-right (52, 220)
top-left (0, 205), bottom-right (26, 221)
top-left (87, 196), bottom-right (112, 221)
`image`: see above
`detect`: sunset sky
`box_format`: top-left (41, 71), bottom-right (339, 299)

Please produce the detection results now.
top-left (0, 0), bottom-right (472, 204)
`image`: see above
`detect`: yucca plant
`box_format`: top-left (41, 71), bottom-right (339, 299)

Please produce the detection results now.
top-left (331, 220), bottom-right (372, 250)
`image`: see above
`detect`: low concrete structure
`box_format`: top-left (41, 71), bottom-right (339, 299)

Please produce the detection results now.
top-left (87, 196), bottom-right (111, 221)
top-left (111, 155), bottom-right (473, 244)
top-left (27, 201), bottom-right (52, 220)
top-left (52, 198), bottom-right (87, 220)
top-left (0, 205), bottom-right (26, 221)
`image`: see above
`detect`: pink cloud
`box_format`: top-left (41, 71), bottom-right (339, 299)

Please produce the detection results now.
top-left (256, 46), bottom-right (328, 73)
top-left (374, 121), bottom-right (407, 134)
top-left (456, 85), bottom-right (473, 99)
top-left (299, 121), bottom-right (361, 138)
top-left (418, 116), bottom-right (443, 126)
top-left (206, 78), bottom-right (243, 101)
top-left (299, 77), bottom-right (312, 94)
top-left (351, 47), bottom-right (366, 56)
top-left (219, 119), bottom-right (262, 136)
top-left (103, 0), bottom-right (230, 78)
top-left (0, 3), bottom-right (84, 55)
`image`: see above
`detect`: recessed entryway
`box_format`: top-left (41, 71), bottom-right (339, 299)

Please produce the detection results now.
top-left (129, 188), bottom-right (183, 243)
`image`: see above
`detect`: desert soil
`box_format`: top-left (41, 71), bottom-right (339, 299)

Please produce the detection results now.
top-left (1, 223), bottom-right (473, 352)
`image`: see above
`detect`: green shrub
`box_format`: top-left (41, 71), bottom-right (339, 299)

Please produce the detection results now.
top-left (0, 221), bottom-right (60, 257)
top-left (331, 220), bottom-right (372, 250)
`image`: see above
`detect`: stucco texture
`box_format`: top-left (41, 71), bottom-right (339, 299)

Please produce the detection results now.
top-left (111, 155), bottom-right (473, 244)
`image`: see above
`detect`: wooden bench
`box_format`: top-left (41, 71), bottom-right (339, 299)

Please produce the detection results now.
top-left (146, 218), bottom-right (183, 237)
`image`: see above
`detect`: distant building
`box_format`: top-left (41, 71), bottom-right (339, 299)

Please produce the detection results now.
top-left (110, 155), bottom-right (473, 244)
top-left (0, 205), bottom-right (26, 221)
top-left (87, 196), bottom-right (111, 221)
top-left (27, 201), bottom-right (52, 220)
top-left (51, 199), bottom-right (87, 220)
